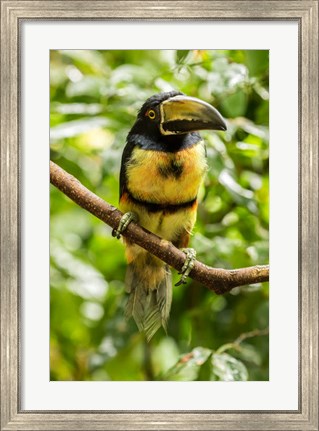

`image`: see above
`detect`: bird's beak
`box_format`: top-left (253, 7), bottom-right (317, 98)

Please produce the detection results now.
top-left (159, 95), bottom-right (227, 135)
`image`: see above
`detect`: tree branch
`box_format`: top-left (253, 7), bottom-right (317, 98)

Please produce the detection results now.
top-left (50, 161), bottom-right (269, 295)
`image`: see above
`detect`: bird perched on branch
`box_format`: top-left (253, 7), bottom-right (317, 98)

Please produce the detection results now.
top-left (113, 90), bottom-right (226, 340)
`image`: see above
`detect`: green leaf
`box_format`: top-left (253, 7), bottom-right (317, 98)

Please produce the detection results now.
top-left (51, 102), bottom-right (103, 115)
top-left (236, 343), bottom-right (262, 366)
top-left (66, 76), bottom-right (109, 98)
top-left (221, 89), bottom-right (248, 117)
top-left (50, 117), bottom-right (109, 141)
top-left (211, 353), bottom-right (248, 381)
top-left (162, 347), bottom-right (212, 381)
top-left (218, 169), bottom-right (256, 206)
top-left (197, 353), bottom-right (213, 381)
top-left (176, 50), bottom-right (190, 64)
top-left (152, 338), bottom-right (180, 377)
top-left (244, 50), bottom-right (269, 77)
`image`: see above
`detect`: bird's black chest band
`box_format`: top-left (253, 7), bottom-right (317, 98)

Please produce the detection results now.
top-left (126, 191), bottom-right (197, 214)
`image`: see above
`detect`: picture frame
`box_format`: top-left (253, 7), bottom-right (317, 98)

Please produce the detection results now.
top-left (1, 1), bottom-right (318, 430)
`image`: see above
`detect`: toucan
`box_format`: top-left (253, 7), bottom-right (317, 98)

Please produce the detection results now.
top-left (112, 90), bottom-right (226, 340)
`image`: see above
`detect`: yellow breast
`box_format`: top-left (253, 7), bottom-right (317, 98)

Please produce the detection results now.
top-left (126, 143), bottom-right (207, 204)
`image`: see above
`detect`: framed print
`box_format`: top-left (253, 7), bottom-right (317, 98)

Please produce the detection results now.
top-left (1, 1), bottom-right (318, 430)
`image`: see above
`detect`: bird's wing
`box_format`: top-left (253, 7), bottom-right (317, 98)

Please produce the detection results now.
top-left (119, 139), bottom-right (136, 199)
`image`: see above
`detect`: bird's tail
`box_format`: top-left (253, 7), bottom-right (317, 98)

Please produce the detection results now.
top-left (124, 250), bottom-right (172, 341)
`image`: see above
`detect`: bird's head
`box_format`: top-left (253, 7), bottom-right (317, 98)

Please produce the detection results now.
top-left (131, 91), bottom-right (226, 140)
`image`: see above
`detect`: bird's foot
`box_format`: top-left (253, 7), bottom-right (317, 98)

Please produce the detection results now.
top-left (175, 248), bottom-right (197, 286)
top-left (112, 212), bottom-right (139, 239)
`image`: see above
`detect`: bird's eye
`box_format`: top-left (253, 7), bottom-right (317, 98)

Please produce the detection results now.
top-left (147, 109), bottom-right (156, 120)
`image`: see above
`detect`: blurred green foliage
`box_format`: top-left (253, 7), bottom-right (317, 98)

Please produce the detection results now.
top-left (50, 50), bottom-right (269, 381)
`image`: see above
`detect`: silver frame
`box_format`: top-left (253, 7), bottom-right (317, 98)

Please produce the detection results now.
top-left (1, 1), bottom-right (318, 430)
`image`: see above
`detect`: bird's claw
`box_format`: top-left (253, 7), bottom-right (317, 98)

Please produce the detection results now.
top-left (175, 248), bottom-right (197, 286)
top-left (112, 212), bottom-right (138, 239)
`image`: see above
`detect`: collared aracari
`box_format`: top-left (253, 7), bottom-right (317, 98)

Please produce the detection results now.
top-left (113, 90), bottom-right (226, 340)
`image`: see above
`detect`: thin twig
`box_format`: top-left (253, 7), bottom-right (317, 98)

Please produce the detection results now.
top-left (50, 161), bottom-right (269, 295)
top-left (216, 328), bottom-right (269, 354)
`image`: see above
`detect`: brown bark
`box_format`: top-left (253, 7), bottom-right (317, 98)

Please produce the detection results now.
top-left (50, 161), bottom-right (269, 295)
